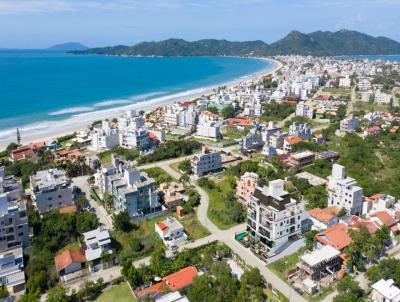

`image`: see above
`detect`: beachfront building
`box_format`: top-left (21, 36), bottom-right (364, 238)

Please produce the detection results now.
top-left (236, 172), bottom-right (259, 206)
top-left (191, 147), bottom-right (222, 177)
top-left (107, 159), bottom-right (160, 219)
top-left (288, 123), bottom-right (312, 140)
top-left (90, 120), bottom-right (120, 151)
top-left (296, 101), bottom-right (315, 119)
top-left (247, 179), bottom-right (308, 257)
top-left (327, 164), bottom-right (363, 216)
top-left (118, 110), bottom-right (149, 150)
top-left (30, 168), bottom-right (74, 213)
top-left (0, 246), bottom-right (26, 295)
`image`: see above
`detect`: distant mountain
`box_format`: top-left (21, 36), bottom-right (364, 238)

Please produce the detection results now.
top-left (47, 42), bottom-right (88, 51)
top-left (74, 30), bottom-right (400, 57)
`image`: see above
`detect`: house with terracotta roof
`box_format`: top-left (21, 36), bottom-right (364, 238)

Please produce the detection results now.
top-left (370, 211), bottom-right (399, 235)
top-left (54, 248), bottom-right (86, 277)
top-left (316, 223), bottom-right (352, 251)
top-left (283, 136), bottom-right (302, 153)
top-left (10, 142), bottom-right (46, 162)
top-left (309, 206), bottom-right (340, 231)
top-left (136, 266), bottom-right (198, 299)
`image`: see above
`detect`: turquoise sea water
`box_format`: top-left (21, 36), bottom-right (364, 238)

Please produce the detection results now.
top-left (337, 55), bottom-right (400, 62)
top-left (0, 51), bottom-right (271, 133)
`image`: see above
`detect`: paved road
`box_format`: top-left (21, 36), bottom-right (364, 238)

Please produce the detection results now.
top-left (72, 176), bottom-right (113, 229)
top-left (65, 156), bottom-right (306, 302)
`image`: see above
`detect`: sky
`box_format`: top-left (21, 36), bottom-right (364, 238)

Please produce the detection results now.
top-left (1, 0), bottom-right (400, 49)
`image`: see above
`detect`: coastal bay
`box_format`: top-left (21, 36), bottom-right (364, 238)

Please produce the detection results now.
top-left (0, 52), bottom-right (278, 146)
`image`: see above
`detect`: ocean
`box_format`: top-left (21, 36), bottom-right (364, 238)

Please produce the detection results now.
top-left (337, 55), bottom-right (400, 62)
top-left (0, 51), bottom-right (272, 144)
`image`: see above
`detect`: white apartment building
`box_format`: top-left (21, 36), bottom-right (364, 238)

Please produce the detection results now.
top-left (288, 123), bottom-right (312, 139)
top-left (30, 169), bottom-right (74, 213)
top-left (374, 89), bottom-right (392, 104)
top-left (296, 101), bottom-right (315, 119)
top-left (0, 167), bottom-right (22, 203)
top-left (118, 110), bottom-right (149, 150)
top-left (371, 279), bottom-right (400, 302)
top-left (358, 78), bottom-right (372, 91)
top-left (339, 75), bottom-right (351, 88)
top-left (339, 115), bottom-right (358, 133)
top-left (155, 216), bottom-right (187, 248)
top-left (327, 164), bottom-right (363, 215)
top-left (90, 120), bottom-right (119, 151)
top-left (107, 159), bottom-right (160, 219)
top-left (196, 111), bottom-right (221, 140)
top-left (191, 147), bottom-right (222, 177)
top-left (83, 227), bottom-right (112, 262)
top-left (247, 179), bottom-right (308, 257)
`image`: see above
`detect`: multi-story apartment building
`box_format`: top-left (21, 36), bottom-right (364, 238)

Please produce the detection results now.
top-left (191, 147), bottom-right (222, 177)
top-left (30, 169), bottom-right (74, 213)
top-left (196, 111), bottom-right (221, 140)
top-left (90, 120), bottom-right (120, 151)
top-left (118, 110), bottom-right (149, 150)
top-left (236, 172), bottom-right (259, 206)
top-left (327, 164), bottom-right (363, 215)
top-left (107, 161), bottom-right (160, 219)
top-left (0, 166), bottom-right (22, 202)
top-left (296, 101), bottom-right (315, 119)
top-left (288, 123), bottom-right (312, 139)
top-left (241, 128), bottom-right (263, 152)
top-left (0, 246), bottom-right (26, 295)
top-left (247, 179), bottom-right (308, 257)
top-left (339, 115), bottom-right (358, 133)
top-left (289, 151), bottom-right (316, 169)
top-left (0, 196), bottom-right (29, 251)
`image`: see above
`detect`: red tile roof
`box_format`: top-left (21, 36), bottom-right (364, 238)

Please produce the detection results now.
top-left (157, 222), bottom-right (168, 231)
top-left (136, 281), bottom-right (168, 298)
top-left (59, 205), bottom-right (78, 214)
top-left (309, 206), bottom-right (339, 224)
top-left (54, 248), bottom-right (86, 273)
top-left (369, 193), bottom-right (385, 200)
top-left (316, 223), bottom-right (352, 250)
top-left (11, 147), bottom-right (36, 161)
top-left (284, 136), bottom-right (302, 145)
top-left (163, 266), bottom-right (198, 291)
top-left (352, 220), bottom-right (380, 235)
top-left (371, 211), bottom-right (397, 227)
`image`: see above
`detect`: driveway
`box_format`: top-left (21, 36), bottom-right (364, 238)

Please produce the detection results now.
top-left (71, 176), bottom-right (113, 230)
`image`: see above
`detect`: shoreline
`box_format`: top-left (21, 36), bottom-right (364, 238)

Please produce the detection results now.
top-left (0, 57), bottom-right (282, 150)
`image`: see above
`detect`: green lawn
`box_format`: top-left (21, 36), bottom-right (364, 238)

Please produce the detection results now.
top-left (200, 176), bottom-right (245, 230)
top-left (113, 211), bottom-right (209, 260)
top-left (178, 212), bottom-right (210, 240)
top-left (142, 167), bottom-right (175, 185)
top-left (95, 282), bottom-right (136, 302)
top-left (353, 101), bottom-right (390, 112)
top-left (322, 87), bottom-right (351, 95)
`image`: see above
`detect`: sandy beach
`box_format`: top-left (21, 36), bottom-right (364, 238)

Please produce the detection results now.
top-left (0, 58), bottom-right (282, 150)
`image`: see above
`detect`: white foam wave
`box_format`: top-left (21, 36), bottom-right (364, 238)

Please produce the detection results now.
top-left (49, 106), bottom-right (94, 116)
top-left (94, 100), bottom-right (131, 107)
